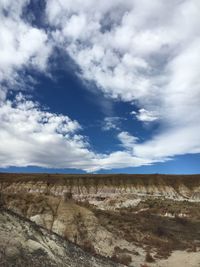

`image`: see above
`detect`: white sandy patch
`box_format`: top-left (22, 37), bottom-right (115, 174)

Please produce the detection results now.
top-left (149, 251), bottom-right (200, 267)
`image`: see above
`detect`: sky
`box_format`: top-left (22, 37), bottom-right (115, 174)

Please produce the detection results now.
top-left (0, 0), bottom-right (200, 174)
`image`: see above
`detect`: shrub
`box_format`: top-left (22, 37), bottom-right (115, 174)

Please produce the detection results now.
top-left (145, 252), bottom-right (155, 263)
top-left (0, 192), bottom-right (5, 209)
top-left (82, 240), bottom-right (96, 255)
top-left (154, 225), bottom-right (166, 237)
top-left (63, 192), bottom-right (72, 201)
top-left (111, 253), bottom-right (132, 266)
top-left (174, 216), bottom-right (188, 225)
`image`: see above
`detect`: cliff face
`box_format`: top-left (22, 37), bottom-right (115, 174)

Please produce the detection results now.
top-left (0, 209), bottom-right (124, 267)
top-left (2, 193), bottom-right (145, 265)
top-left (1, 174), bottom-right (200, 206)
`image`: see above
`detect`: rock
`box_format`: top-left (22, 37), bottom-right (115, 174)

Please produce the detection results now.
top-left (0, 209), bottom-right (124, 267)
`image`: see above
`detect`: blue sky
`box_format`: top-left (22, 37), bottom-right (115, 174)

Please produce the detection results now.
top-left (0, 0), bottom-right (200, 173)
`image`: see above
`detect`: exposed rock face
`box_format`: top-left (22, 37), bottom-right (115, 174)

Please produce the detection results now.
top-left (1, 174), bottom-right (200, 211)
top-left (0, 209), bottom-right (124, 267)
top-left (2, 193), bottom-right (145, 264)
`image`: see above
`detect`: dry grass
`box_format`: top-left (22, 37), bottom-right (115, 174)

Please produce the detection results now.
top-left (89, 199), bottom-right (200, 258)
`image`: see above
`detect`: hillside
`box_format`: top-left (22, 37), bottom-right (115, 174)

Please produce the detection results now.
top-left (1, 173), bottom-right (200, 267)
top-left (0, 208), bottom-right (123, 267)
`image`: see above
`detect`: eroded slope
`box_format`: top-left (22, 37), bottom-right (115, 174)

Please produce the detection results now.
top-left (0, 208), bottom-right (123, 267)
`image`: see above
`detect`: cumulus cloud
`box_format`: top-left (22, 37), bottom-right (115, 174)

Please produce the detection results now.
top-left (0, 93), bottom-right (97, 169)
top-left (118, 132), bottom-right (138, 150)
top-left (0, 93), bottom-right (154, 171)
top-left (134, 124), bottom-right (200, 160)
top-left (131, 109), bottom-right (158, 122)
top-left (0, 0), bottom-right (200, 171)
top-left (95, 151), bottom-right (152, 171)
top-left (0, 0), bottom-right (52, 90)
top-left (45, 0), bottom-right (200, 167)
top-left (102, 117), bottom-right (122, 131)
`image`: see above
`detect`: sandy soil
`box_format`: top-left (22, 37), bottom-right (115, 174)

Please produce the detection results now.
top-left (150, 251), bottom-right (200, 267)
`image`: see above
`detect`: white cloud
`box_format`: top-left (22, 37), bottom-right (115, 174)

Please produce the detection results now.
top-left (0, 94), bottom-right (154, 171)
top-left (0, 0), bottom-right (200, 171)
top-left (45, 0), bottom-right (200, 168)
top-left (134, 124), bottom-right (200, 160)
top-left (102, 117), bottom-right (121, 131)
top-left (0, 94), bottom-right (97, 169)
top-left (118, 132), bottom-right (138, 151)
top-left (94, 151), bottom-right (152, 171)
top-left (0, 1), bottom-right (116, 172)
top-left (131, 109), bottom-right (159, 122)
top-left (0, 0), bottom-right (52, 89)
